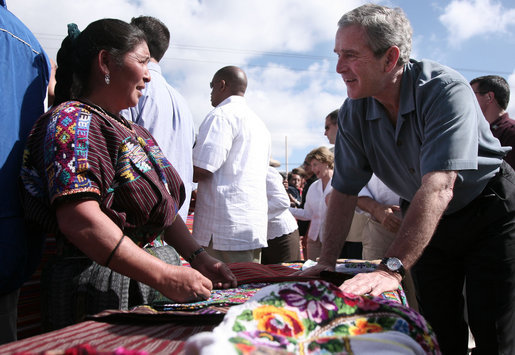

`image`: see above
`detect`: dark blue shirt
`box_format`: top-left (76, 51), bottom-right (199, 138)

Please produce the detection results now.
top-left (333, 59), bottom-right (507, 214)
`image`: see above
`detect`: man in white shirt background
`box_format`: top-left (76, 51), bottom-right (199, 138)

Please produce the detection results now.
top-left (193, 66), bottom-right (271, 264)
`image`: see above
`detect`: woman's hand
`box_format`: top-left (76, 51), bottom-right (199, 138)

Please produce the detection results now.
top-left (56, 199), bottom-right (214, 303)
top-left (157, 264), bottom-right (213, 302)
top-left (191, 251), bottom-right (237, 289)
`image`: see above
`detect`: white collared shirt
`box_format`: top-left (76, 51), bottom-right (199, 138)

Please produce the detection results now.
top-left (193, 96), bottom-right (271, 250)
top-left (290, 178), bottom-right (332, 242)
top-left (267, 167), bottom-right (298, 240)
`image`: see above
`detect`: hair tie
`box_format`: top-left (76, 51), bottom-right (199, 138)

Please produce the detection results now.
top-left (67, 23), bottom-right (81, 44)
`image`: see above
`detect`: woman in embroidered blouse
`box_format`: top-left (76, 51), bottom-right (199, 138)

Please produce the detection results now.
top-left (20, 19), bottom-right (236, 328)
top-left (289, 147), bottom-right (334, 261)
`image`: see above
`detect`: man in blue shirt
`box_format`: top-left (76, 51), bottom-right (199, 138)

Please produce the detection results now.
top-left (304, 4), bottom-right (514, 354)
top-left (121, 16), bottom-right (195, 223)
top-left (0, 0), bottom-right (50, 343)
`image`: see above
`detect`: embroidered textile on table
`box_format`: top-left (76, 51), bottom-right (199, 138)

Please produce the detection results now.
top-left (146, 262), bottom-right (407, 313)
top-left (185, 280), bottom-right (440, 354)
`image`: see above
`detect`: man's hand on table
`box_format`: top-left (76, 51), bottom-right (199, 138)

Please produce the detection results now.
top-left (295, 260), bottom-right (401, 297)
top-left (339, 269), bottom-right (402, 296)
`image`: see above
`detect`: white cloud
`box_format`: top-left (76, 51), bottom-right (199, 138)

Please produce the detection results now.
top-left (8, 0), bottom-right (362, 167)
top-left (439, 0), bottom-right (515, 45)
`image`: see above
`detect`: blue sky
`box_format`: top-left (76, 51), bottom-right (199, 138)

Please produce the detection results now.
top-left (9, 0), bottom-right (515, 171)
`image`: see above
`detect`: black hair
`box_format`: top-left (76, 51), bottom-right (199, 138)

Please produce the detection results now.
top-left (130, 16), bottom-right (170, 62)
top-left (470, 75), bottom-right (510, 110)
top-left (53, 18), bottom-right (147, 106)
top-left (327, 109), bottom-right (339, 125)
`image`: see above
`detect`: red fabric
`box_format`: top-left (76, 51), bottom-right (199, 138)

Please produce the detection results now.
top-left (0, 320), bottom-right (214, 355)
top-left (228, 262), bottom-right (317, 285)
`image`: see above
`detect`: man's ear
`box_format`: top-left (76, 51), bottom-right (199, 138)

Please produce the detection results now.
top-left (384, 46), bottom-right (401, 72)
top-left (220, 79), bottom-right (227, 91)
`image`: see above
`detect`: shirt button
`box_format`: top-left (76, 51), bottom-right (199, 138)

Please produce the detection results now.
top-left (408, 168), bottom-right (415, 174)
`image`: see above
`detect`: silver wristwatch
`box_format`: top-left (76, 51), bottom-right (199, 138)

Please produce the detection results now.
top-left (380, 257), bottom-right (405, 277)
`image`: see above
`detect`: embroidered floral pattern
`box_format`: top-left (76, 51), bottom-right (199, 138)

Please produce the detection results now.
top-left (219, 280), bottom-right (440, 354)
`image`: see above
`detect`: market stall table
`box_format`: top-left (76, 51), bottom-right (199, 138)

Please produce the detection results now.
top-left (0, 261), bottom-right (416, 354)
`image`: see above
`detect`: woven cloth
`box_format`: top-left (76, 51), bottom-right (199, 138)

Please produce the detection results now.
top-left (41, 245), bottom-right (181, 331)
top-left (185, 280), bottom-right (440, 354)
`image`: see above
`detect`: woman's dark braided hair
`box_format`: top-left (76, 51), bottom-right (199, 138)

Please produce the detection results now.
top-left (53, 19), bottom-right (147, 106)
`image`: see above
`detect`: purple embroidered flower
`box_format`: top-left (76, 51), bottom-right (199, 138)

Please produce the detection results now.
top-left (279, 281), bottom-right (338, 323)
top-left (237, 330), bottom-right (290, 348)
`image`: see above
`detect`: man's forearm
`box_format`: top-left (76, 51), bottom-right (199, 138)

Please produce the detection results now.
top-left (385, 170), bottom-right (457, 269)
top-left (318, 190), bottom-right (358, 266)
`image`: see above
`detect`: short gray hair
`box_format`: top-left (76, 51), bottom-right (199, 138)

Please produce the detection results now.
top-left (338, 4), bottom-right (412, 66)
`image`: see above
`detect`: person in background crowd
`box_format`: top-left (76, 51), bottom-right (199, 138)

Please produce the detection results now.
top-left (302, 4), bottom-right (514, 354)
top-left (121, 16), bottom-right (195, 222)
top-left (286, 168), bottom-right (303, 207)
top-left (297, 158), bottom-right (317, 259)
top-left (470, 75), bottom-right (515, 169)
top-left (0, 0), bottom-right (51, 343)
top-left (262, 164), bottom-right (301, 264)
top-left (290, 147), bottom-right (334, 261)
top-left (193, 66), bottom-right (271, 264)
top-left (20, 19), bottom-right (235, 331)
top-left (324, 109), bottom-right (339, 151)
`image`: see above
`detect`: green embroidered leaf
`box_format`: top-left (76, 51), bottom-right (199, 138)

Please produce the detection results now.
top-left (303, 318), bottom-right (318, 332)
top-left (232, 321), bottom-right (245, 332)
top-left (308, 338), bottom-right (346, 352)
top-left (338, 303), bottom-right (358, 315)
top-left (236, 309), bottom-right (254, 321)
top-left (331, 324), bottom-right (351, 335)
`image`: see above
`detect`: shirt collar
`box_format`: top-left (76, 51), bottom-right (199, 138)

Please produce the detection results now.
top-left (362, 60), bottom-right (414, 122)
top-left (398, 60), bottom-right (416, 117)
top-left (217, 95), bottom-right (246, 107)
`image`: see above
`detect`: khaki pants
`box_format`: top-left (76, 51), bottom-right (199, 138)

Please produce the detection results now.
top-left (306, 237), bottom-right (322, 261)
top-left (346, 211), bottom-right (367, 242)
top-left (205, 238), bottom-right (261, 264)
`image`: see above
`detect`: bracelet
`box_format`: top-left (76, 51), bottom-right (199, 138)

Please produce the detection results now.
top-left (187, 247), bottom-right (206, 264)
top-left (105, 235), bottom-right (126, 268)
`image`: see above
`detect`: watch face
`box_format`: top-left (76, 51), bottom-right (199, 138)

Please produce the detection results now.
top-left (386, 258), bottom-right (402, 271)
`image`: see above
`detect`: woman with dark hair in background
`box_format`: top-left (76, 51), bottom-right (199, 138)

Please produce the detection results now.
top-left (20, 19), bottom-right (235, 330)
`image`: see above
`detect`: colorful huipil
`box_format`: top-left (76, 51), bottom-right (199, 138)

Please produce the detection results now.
top-left (20, 100), bottom-right (185, 247)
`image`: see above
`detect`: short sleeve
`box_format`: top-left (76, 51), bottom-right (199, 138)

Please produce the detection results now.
top-left (193, 112), bottom-right (234, 173)
top-left (417, 80), bottom-right (479, 175)
top-left (43, 104), bottom-right (102, 203)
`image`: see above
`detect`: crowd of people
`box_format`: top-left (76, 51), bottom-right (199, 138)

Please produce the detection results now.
top-left (1, 2), bottom-right (515, 354)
